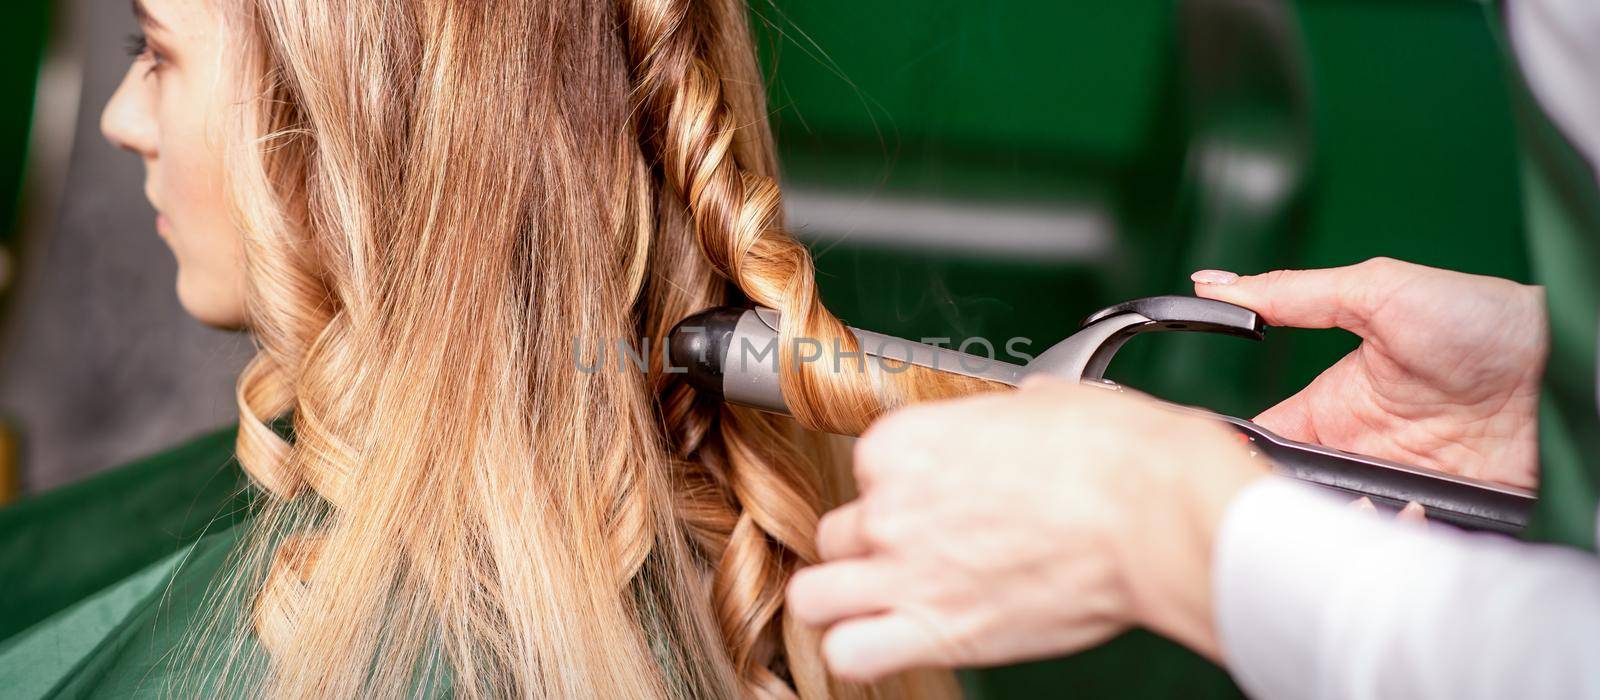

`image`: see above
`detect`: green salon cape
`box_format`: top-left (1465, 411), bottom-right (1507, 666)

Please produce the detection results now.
top-left (0, 425), bottom-right (256, 698)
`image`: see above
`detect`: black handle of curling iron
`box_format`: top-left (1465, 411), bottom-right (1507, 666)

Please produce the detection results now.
top-left (1202, 412), bottom-right (1533, 534)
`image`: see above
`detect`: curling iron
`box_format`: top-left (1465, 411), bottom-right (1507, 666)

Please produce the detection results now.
top-left (666, 295), bottom-right (1535, 534)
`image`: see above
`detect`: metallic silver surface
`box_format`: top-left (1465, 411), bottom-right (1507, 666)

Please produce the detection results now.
top-left (1019, 311), bottom-right (1151, 382)
top-left (718, 310), bottom-right (787, 413)
top-left (722, 308), bottom-right (1025, 409)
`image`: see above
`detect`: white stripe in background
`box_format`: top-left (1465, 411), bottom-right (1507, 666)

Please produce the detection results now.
top-left (783, 187), bottom-right (1116, 263)
top-left (4, 3), bottom-right (85, 291)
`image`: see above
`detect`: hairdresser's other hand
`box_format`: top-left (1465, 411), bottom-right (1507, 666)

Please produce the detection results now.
top-left (787, 378), bottom-right (1265, 681)
top-left (1193, 258), bottom-right (1545, 489)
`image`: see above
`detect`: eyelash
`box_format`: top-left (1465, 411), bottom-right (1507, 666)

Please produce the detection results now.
top-left (125, 32), bottom-right (164, 75)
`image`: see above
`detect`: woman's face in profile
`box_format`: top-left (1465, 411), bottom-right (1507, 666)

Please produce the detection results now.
top-left (101, 0), bottom-right (244, 328)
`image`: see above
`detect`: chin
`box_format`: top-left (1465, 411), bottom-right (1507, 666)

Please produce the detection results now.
top-left (176, 272), bottom-right (248, 330)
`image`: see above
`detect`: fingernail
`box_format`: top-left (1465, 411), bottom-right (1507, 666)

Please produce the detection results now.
top-left (1191, 270), bottom-right (1239, 285)
top-left (1399, 501), bottom-right (1427, 524)
top-left (1348, 497), bottom-right (1377, 513)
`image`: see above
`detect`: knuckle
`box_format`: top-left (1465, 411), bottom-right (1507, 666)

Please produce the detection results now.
top-left (858, 413), bottom-right (907, 455)
top-left (1020, 374), bottom-right (1076, 399)
top-left (816, 507), bottom-right (843, 536)
top-left (870, 405), bottom-right (927, 440)
top-left (815, 508), bottom-right (850, 549)
top-left (785, 569), bottom-right (825, 618)
top-left (1258, 268), bottom-right (1291, 286)
top-left (859, 506), bottom-right (906, 549)
top-left (850, 447), bottom-right (874, 484)
top-left (857, 418), bottom-right (925, 476)
top-left (852, 432), bottom-right (891, 478)
top-left (821, 629), bottom-right (873, 679)
top-left (1355, 257), bottom-right (1412, 288)
top-left (1346, 260), bottom-right (1407, 320)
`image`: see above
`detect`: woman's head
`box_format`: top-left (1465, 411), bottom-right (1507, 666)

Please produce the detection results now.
top-left (102, 0), bottom-right (246, 327)
top-left (107, 0), bottom-right (994, 697)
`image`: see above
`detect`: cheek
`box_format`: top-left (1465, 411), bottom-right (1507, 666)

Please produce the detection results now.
top-left (161, 139), bottom-right (230, 236)
top-left (158, 104), bottom-right (247, 327)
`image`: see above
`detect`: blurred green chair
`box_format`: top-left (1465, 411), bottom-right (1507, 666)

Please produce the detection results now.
top-left (1134, 0), bottom-right (1314, 416)
top-left (1486, 4), bottom-right (1600, 551)
top-left (0, 1), bottom-right (57, 505)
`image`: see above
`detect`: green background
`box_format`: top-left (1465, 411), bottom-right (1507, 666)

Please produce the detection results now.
top-left (748, 1), bottom-right (1531, 696)
top-left (755, 0), bottom-right (1527, 421)
top-left (0, 2), bottom-right (46, 250)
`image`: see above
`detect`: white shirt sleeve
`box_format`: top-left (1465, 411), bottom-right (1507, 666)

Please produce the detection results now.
top-left (1214, 477), bottom-right (1600, 700)
top-left (1510, 0), bottom-right (1600, 176)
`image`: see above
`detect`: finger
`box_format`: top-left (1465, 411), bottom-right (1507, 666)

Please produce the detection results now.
top-left (1397, 501), bottom-right (1428, 526)
top-left (817, 501), bottom-right (869, 561)
top-left (787, 560), bottom-right (902, 628)
top-left (1251, 392), bottom-right (1318, 444)
top-left (822, 612), bottom-right (938, 682)
top-left (853, 409), bottom-right (928, 490)
top-left (1019, 373), bottom-right (1073, 391)
top-left (1192, 258), bottom-right (1411, 332)
top-left (1348, 497), bottom-right (1377, 514)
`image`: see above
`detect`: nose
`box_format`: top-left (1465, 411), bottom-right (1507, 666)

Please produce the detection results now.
top-left (101, 64), bottom-right (157, 159)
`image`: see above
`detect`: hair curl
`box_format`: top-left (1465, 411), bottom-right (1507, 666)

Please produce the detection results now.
top-left (208, 0), bottom-right (999, 697)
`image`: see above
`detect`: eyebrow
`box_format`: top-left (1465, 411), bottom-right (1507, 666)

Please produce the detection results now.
top-left (131, 0), bottom-right (166, 31)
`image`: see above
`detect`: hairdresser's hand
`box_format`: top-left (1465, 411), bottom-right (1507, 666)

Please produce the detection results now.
top-left (1193, 258), bottom-right (1546, 489)
top-left (787, 378), bottom-right (1265, 681)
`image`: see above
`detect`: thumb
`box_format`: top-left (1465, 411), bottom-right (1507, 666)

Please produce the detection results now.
top-left (1251, 390), bottom-right (1317, 443)
top-left (1191, 259), bottom-right (1401, 331)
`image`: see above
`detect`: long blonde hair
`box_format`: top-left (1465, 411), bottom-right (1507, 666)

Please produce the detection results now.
top-left (209, 0), bottom-right (1000, 697)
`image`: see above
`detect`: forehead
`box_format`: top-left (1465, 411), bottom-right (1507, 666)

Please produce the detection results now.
top-left (137, 0), bottom-right (219, 34)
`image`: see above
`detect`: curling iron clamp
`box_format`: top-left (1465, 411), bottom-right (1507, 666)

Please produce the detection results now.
top-left (667, 295), bottom-right (1535, 534)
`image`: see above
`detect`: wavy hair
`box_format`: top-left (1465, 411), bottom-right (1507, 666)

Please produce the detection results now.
top-left (207, 0), bottom-right (1002, 697)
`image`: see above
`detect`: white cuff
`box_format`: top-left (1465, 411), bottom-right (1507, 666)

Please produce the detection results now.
top-left (1213, 477), bottom-right (1600, 700)
top-left (1213, 477), bottom-right (1390, 700)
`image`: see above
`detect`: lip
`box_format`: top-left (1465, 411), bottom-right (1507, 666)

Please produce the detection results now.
top-left (144, 185), bottom-right (167, 234)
